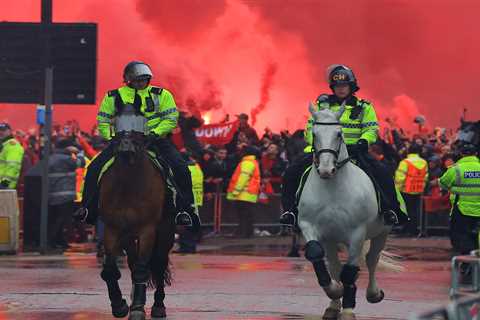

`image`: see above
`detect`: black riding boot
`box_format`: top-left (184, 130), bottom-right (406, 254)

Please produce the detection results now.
top-left (356, 153), bottom-right (402, 225)
top-left (73, 144), bottom-right (114, 225)
top-left (153, 138), bottom-right (198, 227)
top-left (280, 153), bottom-right (312, 226)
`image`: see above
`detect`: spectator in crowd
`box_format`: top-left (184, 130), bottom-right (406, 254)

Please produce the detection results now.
top-left (203, 146), bottom-right (229, 193)
top-left (0, 123), bottom-right (25, 190)
top-left (226, 146), bottom-right (261, 238)
top-left (47, 138), bottom-right (86, 250)
top-left (395, 144), bottom-right (429, 236)
top-left (226, 113), bottom-right (259, 154)
top-left (260, 143), bottom-right (287, 192)
top-left (174, 110), bottom-right (204, 159)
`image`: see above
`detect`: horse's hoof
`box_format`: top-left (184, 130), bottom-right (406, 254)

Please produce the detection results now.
top-left (323, 307), bottom-right (340, 320)
top-left (339, 311), bottom-right (356, 320)
top-left (151, 305), bottom-right (167, 319)
top-left (366, 289), bottom-right (385, 303)
top-left (324, 280), bottom-right (344, 300)
top-left (287, 250), bottom-right (301, 257)
top-left (111, 299), bottom-right (129, 318)
top-left (128, 309), bottom-right (146, 320)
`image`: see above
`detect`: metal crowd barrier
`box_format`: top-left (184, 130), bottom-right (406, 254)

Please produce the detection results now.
top-left (199, 189), bottom-right (284, 234)
top-left (450, 253), bottom-right (480, 299)
top-left (410, 294), bottom-right (480, 320)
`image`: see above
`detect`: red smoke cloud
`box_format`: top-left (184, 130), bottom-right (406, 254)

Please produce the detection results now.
top-left (1, 0), bottom-right (479, 133)
top-left (250, 63), bottom-right (278, 126)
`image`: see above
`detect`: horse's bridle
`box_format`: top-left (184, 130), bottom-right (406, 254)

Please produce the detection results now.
top-left (312, 121), bottom-right (351, 170)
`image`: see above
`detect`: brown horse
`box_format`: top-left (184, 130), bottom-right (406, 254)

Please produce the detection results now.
top-left (98, 131), bottom-right (175, 320)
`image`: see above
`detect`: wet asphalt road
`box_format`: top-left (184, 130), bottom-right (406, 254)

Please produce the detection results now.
top-left (0, 236), bottom-right (452, 320)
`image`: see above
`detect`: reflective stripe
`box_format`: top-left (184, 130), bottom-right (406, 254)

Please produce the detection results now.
top-left (0, 160), bottom-right (21, 165)
top-left (158, 108), bottom-right (177, 118)
top-left (454, 184), bottom-right (480, 188)
top-left (98, 112), bottom-right (113, 119)
top-left (455, 166), bottom-right (462, 185)
top-left (50, 191), bottom-right (76, 196)
top-left (97, 119), bottom-right (112, 124)
top-left (0, 175), bottom-right (16, 180)
top-left (343, 132), bottom-right (361, 139)
top-left (48, 172), bottom-right (76, 178)
top-left (450, 191), bottom-right (480, 196)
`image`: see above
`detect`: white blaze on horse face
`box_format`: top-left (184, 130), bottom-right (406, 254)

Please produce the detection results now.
top-left (311, 108), bottom-right (343, 179)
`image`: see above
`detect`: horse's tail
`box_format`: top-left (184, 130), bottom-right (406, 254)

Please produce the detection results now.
top-left (148, 254), bottom-right (172, 289)
top-left (359, 240), bottom-right (405, 272)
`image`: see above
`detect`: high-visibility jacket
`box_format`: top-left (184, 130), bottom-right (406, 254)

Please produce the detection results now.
top-left (76, 156), bottom-right (91, 202)
top-left (0, 137), bottom-right (25, 189)
top-left (395, 153), bottom-right (428, 194)
top-left (304, 94), bottom-right (378, 152)
top-left (188, 163), bottom-right (204, 208)
top-left (227, 155), bottom-right (261, 203)
top-left (439, 156), bottom-right (480, 217)
top-left (96, 85), bottom-right (179, 140)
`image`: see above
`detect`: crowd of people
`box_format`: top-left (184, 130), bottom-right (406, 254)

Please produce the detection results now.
top-left (1, 110), bottom-right (465, 239)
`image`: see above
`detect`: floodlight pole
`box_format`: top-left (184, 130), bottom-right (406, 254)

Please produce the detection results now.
top-left (39, 0), bottom-right (53, 254)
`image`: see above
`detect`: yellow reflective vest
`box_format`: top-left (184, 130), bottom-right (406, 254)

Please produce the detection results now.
top-left (227, 155), bottom-right (260, 203)
top-left (395, 154), bottom-right (428, 194)
top-left (304, 95), bottom-right (379, 152)
top-left (188, 163), bottom-right (204, 208)
top-left (0, 137), bottom-right (24, 189)
top-left (439, 156), bottom-right (480, 217)
top-left (96, 85), bottom-right (179, 140)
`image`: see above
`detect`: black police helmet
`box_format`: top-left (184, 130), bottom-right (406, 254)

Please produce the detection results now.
top-left (460, 143), bottom-right (477, 155)
top-left (327, 64), bottom-right (359, 92)
top-left (123, 61), bottom-right (153, 83)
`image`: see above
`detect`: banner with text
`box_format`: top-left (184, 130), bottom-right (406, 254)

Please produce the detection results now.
top-left (195, 121), bottom-right (239, 146)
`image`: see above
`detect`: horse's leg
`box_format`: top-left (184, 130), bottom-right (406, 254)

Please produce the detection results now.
top-left (101, 226), bottom-right (129, 318)
top-left (322, 242), bottom-right (342, 320)
top-left (300, 222), bottom-right (343, 300)
top-left (365, 232), bottom-right (388, 303)
top-left (129, 225), bottom-right (156, 320)
top-left (339, 231), bottom-right (365, 320)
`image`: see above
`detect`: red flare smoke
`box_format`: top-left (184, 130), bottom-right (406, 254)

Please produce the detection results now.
top-left (250, 63), bottom-right (277, 126)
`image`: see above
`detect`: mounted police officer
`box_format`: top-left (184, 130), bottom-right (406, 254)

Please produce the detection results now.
top-left (74, 61), bottom-right (196, 227)
top-left (279, 64), bottom-right (401, 226)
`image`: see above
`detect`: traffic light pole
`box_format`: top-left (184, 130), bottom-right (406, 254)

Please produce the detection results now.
top-left (39, 0), bottom-right (53, 254)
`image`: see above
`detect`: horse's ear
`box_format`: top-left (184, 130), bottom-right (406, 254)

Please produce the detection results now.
top-left (308, 102), bottom-right (317, 115)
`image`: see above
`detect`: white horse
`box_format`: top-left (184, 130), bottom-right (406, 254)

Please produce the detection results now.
top-left (298, 103), bottom-right (392, 320)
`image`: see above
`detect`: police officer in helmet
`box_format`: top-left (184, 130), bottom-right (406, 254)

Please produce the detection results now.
top-left (280, 64), bottom-right (402, 226)
top-left (75, 61), bottom-right (197, 227)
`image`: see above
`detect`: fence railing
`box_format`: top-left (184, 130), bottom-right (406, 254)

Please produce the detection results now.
top-left (410, 294), bottom-right (480, 320)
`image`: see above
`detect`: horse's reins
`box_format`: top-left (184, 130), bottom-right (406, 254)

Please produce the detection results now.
top-left (312, 121), bottom-right (351, 170)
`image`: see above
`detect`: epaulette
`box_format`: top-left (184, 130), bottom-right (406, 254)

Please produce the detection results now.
top-left (150, 86), bottom-right (163, 95)
top-left (107, 89), bottom-right (120, 97)
top-left (358, 98), bottom-right (371, 106)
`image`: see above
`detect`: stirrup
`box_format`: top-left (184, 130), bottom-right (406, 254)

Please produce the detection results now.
top-left (175, 211), bottom-right (193, 226)
top-left (279, 211), bottom-right (297, 226)
top-left (383, 209), bottom-right (399, 225)
top-left (73, 207), bottom-right (89, 222)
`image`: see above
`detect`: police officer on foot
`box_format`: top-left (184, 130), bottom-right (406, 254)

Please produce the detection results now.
top-left (74, 61), bottom-right (197, 227)
top-left (280, 64), bottom-right (402, 227)
top-left (439, 143), bottom-right (480, 256)
top-left (0, 123), bottom-right (24, 190)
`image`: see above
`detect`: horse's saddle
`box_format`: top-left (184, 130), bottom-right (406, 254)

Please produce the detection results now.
top-left (296, 163), bottom-right (407, 215)
top-left (98, 151), bottom-right (177, 200)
